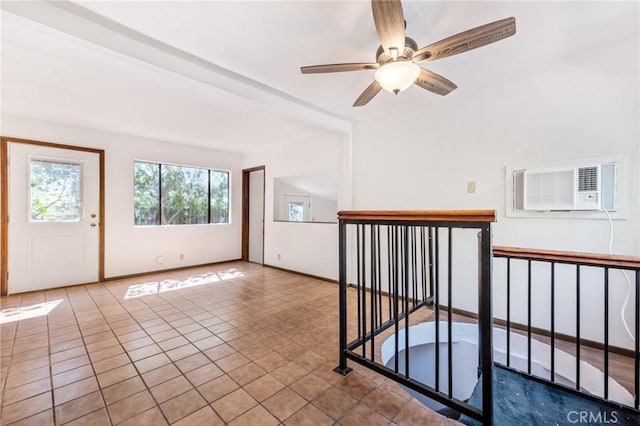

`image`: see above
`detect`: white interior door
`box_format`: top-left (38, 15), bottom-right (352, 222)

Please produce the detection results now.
top-left (8, 143), bottom-right (101, 293)
top-left (248, 169), bottom-right (264, 264)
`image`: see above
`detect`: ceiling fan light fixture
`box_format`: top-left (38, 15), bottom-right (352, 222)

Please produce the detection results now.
top-left (374, 61), bottom-right (420, 94)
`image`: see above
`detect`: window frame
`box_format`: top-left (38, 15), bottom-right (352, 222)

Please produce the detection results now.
top-left (133, 160), bottom-right (231, 227)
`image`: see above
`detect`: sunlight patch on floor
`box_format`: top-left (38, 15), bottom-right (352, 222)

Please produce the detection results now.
top-left (124, 268), bottom-right (244, 299)
top-left (0, 299), bottom-right (63, 324)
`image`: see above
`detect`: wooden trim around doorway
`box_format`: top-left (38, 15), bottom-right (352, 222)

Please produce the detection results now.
top-left (241, 166), bottom-right (265, 262)
top-left (0, 136), bottom-right (106, 297)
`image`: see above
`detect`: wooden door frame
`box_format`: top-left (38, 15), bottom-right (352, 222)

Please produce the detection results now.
top-left (1, 136), bottom-right (106, 297)
top-left (241, 165), bottom-right (265, 263)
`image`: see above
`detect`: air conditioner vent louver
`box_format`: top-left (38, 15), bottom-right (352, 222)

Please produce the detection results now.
top-left (578, 167), bottom-right (598, 192)
top-left (521, 165), bottom-right (602, 211)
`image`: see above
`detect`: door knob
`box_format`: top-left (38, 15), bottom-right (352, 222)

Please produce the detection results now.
top-left (90, 223), bottom-right (97, 227)
top-left (91, 213), bottom-right (97, 218)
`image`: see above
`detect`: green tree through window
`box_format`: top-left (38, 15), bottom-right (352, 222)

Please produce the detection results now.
top-left (134, 162), bottom-right (160, 225)
top-left (30, 160), bottom-right (81, 222)
top-left (133, 161), bottom-right (230, 226)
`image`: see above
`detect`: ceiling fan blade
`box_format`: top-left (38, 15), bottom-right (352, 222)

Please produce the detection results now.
top-left (413, 17), bottom-right (516, 63)
top-left (415, 68), bottom-right (457, 96)
top-left (300, 63), bottom-right (379, 74)
top-left (353, 81), bottom-right (382, 107)
top-left (371, 0), bottom-right (406, 56)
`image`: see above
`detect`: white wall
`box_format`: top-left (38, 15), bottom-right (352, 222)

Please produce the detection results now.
top-left (351, 36), bottom-right (639, 348)
top-left (245, 131), bottom-right (347, 280)
top-left (1, 114), bottom-right (244, 278)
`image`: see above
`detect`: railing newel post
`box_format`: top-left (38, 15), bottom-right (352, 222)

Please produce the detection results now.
top-left (334, 217), bottom-right (352, 376)
top-left (478, 226), bottom-right (493, 425)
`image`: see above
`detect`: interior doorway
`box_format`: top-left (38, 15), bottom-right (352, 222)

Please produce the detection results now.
top-left (1, 137), bottom-right (105, 296)
top-left (242, 166), bottom-right (265, 264)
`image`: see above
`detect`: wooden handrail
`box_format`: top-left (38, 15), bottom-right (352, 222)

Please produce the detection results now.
top-left (337, 210), bottom-right (496, 223)
top-left (493, 246), bottom-right (640, 269)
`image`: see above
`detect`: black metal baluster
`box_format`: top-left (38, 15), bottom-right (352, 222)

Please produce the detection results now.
top-left (576, 264), bottom-right (581, 391)
top-left (604, 267), bottom-right (609, 399)
top-left (428, 227), bottom-right (434, 303)
top-left (361, 225), bottom-right (367, 359)
top-left (447, 227), bottom-right (453, 399)
top-left (394, 225), bottom-right (399, 374)
top-left (506, 257), bottom-right (511, 368)
top-left (635, 270), bottom-right (639, 410)
top-left (377, 226), bottom-right (383, 328)
top-left (387, 226), bottom-right (392, 323)
top-left (334, 219), bottom-right (351, 375)
top-left (420, 227), bottom-right (427, 303)
top-left (434, 227), bottom-right (440, 392)
top-left (370, 225), bottom-right (376, 361)
top-left (411, 226), bottom-right (418, 308)
top-left (478, 224), bottom-right (493, 425)
top-left (356, 225), bottom-right (361, 342)
top-left (404, 225), bottom-right (410, 378)
top-left (527, 259), bottom-right (532, 375)
top-left (550, 262), bottom-right (555, 382)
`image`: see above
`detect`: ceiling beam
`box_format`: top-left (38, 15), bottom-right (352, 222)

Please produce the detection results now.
top-left (1, 0), bottom-right (353, 134)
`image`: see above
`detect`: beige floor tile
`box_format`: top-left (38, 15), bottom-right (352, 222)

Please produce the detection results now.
top-left (312, 387), bottom-right (357, 420)
top-left (107, 389), bottom-right (156, 424)
top-left (2, 377), bottom-right (51, 406)
top-left (284, 403), bottom-right (334, 426)
top-left (53, 376), bottom-right (99, 406)
top-left (64, 408), bottom-right (111, 426)
top-left (228, 362), bottom-right (266, 386)
top-left (97, 363), bottom-right (138, 388)
top-left (340, 403), bottom-right (390, 426)
top-left (54, 391), bottom-right (104, 424)
top-left (159, 388), bottom-right (207, 423)
top-left (1, 392), bottom-right (53, 424)
top-left (141, 363), bottom-right (182, 388)
top-left (175, 352), bottom-right (210, 373)
top-left (101, 376), bottom-right (146, 405)
top-left (118, 407), bottom-right (168, 426)
top-left (211, 388), bottom-right (257, 422)
top-left (360, 387), bottom-right (407, 419)
top-left (263, 388), bottom-right (307, 421)
top-left (197, 374), bottom-right (240, 403)
top-left (184, 362), bottom-right (223, 386)
top-left (230, 405), bottom-right (280, 426)
top-left (215, 352), bottom-right (251, 372)
top-left (172, 406), bottom-right (224, 426)
top-left (271, 361), bottom-right (308, 386)
top-left (150, 375), bottom-right (193, 403)
top-left (3, 408), bottom-right (53, 426)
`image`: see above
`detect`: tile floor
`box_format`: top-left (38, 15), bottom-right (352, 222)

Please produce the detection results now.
top-left (0, 262), bottom-right (457, 425)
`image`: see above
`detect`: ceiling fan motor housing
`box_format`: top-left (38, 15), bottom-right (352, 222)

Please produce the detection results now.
top-left (376, 36), bottom-right (419, 63)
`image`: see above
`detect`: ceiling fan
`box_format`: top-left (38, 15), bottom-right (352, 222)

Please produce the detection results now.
top-left (300, 0), bottom-right (516, 107)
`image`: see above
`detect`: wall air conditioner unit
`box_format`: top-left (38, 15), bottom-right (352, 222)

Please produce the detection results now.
top-left (522, 165), bottom-right (602, 211)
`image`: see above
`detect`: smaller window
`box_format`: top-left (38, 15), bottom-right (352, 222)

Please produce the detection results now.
top-left (288, 201), bottom-right (305, 222)
top-left (30, 159), bottom-right (81, 222)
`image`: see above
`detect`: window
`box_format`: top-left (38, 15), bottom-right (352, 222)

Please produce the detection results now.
top-left (288, 201), bottom-right (304, 222)
top-left (30, 159), bottom-right (81, 222)
top-left (134, 161), bottom-right (230, 226)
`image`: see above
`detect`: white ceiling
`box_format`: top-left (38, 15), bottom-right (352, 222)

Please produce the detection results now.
top-left (1, 1), bottom-right (638, 153)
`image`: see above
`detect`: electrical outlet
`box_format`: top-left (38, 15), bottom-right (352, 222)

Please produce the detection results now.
top-left (277, 254), bottom-right (281, 261)
top-left (467, 181), bottom-right (477, 193)
top-left (157, 255), bottom-right (164, 264)
top-left (179, 253), bottom-right (184, 261)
